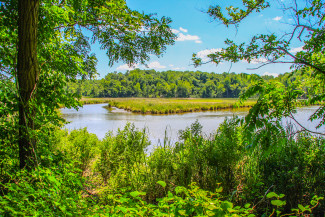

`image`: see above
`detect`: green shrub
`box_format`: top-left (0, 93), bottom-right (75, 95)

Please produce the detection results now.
top-left (56, 128), bottom-right (99, 173)
top-left (102, 182), bottom-right (255, 217)
top-left (240, 128), bottom-right (325, 214)
top-left (0, 166), bottom-right (93, 216)
top-left (96, 123), bottom-right (150, 190)
top-left (206, 117), bottom-right (246, 194)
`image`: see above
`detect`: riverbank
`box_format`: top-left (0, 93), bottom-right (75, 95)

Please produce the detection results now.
top-left (102, 98), bottom-right (256, 114)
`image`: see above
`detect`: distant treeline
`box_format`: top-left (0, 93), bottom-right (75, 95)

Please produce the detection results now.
top-left (68, 69), bottom-right (291, 98)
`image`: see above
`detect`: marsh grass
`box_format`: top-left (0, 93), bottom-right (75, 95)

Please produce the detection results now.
top-left (80, 97), bottom-right (112, 105)
top-left (105, 98), bottom-right (256, 114)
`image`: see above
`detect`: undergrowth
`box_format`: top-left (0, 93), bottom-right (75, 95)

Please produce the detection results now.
top-left (0, 119), bottom-right (324, 216)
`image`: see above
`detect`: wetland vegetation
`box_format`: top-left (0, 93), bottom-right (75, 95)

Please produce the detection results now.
top-left (105, 98), bottom-right (256, 114)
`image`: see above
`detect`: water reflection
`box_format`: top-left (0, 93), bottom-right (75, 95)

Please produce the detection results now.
top-left (61, 103), bottom-right (324, 144)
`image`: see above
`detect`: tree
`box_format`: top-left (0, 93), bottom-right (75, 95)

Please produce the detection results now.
top-left (176, 80), bottom-right (192, 97)
top-left (17, 0), bottom-right (40, 169)
top-left (1, 0), bottom-right (175, 169)
top-left (193, 0), bottom-right (325, 133)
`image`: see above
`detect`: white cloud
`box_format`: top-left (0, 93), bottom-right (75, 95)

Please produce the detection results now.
top-left (196, 48), bottom-right (222, 61)
top-left (169, 64), bottom-right (174, 67)
top-left (173, 27), bottom-right (202, 43)
top-left (117, 64), bottom-right (139, 71)
top-left (251, 58), bottom-right (268, 64)
top-left (273, 16), bottom-right (282, 21)
top-left (242, 58), bottom-right (268, 64)
top-left (263, 72), bottom-right (279, 77)
top-left (172, 67), bottom-right (186, 71)
top-left (172, 29), bottom-right (180, 34)
top-left (290, 46), bottom-right (303, 53)
top-left (176, 33), bottom-right (200, 42)
top-left (147, 61), bottom-right (166, 69)
top-left (179, 27), bottom-right (188, 33)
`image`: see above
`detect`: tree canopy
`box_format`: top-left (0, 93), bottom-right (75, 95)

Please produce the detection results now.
top-left (193, 0), bottom-right (325, 134)
top-left (0, 0), bottom-right (176, 169)
top-left (69, 69), bottom-right (286, 98)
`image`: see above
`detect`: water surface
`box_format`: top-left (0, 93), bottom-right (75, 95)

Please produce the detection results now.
top-left (61, 104), bottom-right (324, 144)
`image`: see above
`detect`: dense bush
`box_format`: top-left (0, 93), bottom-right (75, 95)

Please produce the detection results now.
top-left (0, 165), bottom-right (92, 216)
top-left (0, 118), bottom-right (324, 216)
top-left (96, 123), bottom-right (150, 190)
top-left (55, 128), bottom-right (99, 173)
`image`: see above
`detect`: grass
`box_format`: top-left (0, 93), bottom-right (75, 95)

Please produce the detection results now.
top-left (104, 98), bottom-right (256, 114)
top-left (80, 97), bottom-right (112, 105)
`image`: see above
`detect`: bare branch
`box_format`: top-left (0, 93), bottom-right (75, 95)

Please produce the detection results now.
top-left (289, 112), bottom-right (325, 136)
top-left (247, 61), bottom-right (295, 70)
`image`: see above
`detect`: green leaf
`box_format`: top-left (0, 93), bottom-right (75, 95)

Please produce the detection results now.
top-left (244, 203), bottom-right (251, 208)
top-left (271, 200), bottom-right (286, 207)
top-left (117, 206), bottom-right (128, 213)
top-left (207, 204), bottom-right (217, 210)
top-left (267, 192), bottom-right (278, 199)
top-left (130, 191), bottom-right (140, 198)
top-left (178, 210), bottom-right (186, 216)
top-left (206, 210), bottom-right (215, 216)
top-left (216, 186), bottom-right (223, 193)
top-left (157, 181), bottom-right (166, 188)
top-left (298, 204), bottom-right (304, 211)
top-left (278, 194), bottom-right (285, 199)
top-left (221, 201), bottom-right (233, 210)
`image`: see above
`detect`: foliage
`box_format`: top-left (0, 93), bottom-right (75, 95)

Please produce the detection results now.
top-left (55, 128), bottom-right (99, 173)
top-left (0, 0), bottom-right (176, 169)
top-left (105, 97), bottom-right (255, 114)
top-left (96, 123), bottom-right (150, 190)
top-left (68, 69), bottom-right (278, 98)
top-left (102, 182), bottom-right (255, 217)
top-left (1, 0), bottom-right (176, 78)
top-left (0, 165), bottom-right (92, 216)
top-left (0, 79), bottom-right (19, 181)
top-left (193, 0), bottom-right (325, 136)
top-left (0, 118), bottom-right (324, 216)
top-left (205, 117), bottom-right (247, 195)
top-left (1, 167), bottom-right (322, 216)
top-left (91, 119), bottom-right (323, 214)
top-left (194, 0), bottom-right (325, 73)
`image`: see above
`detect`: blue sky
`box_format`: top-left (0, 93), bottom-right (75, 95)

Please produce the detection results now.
top-left (93, 0), bottom-right (304, 78)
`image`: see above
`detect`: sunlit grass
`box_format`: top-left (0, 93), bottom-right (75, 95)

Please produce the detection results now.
top-left (104, 98), bottom-right (256, 114)
top-left (80, 97), bottom-right (112, 105)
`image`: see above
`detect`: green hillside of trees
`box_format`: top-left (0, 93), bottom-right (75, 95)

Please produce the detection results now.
top-left (68, 69), bottom-right (294, 98)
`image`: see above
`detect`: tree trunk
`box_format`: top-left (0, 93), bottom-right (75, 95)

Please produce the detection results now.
top-left (17, 0), bottom-right (40, 170)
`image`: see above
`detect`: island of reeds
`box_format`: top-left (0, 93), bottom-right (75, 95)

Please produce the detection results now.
top-left (104, 98), bottom-right (256, 114)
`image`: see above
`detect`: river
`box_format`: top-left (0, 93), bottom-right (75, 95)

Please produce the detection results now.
top-left (61, 104), bottom-right (324, 145)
